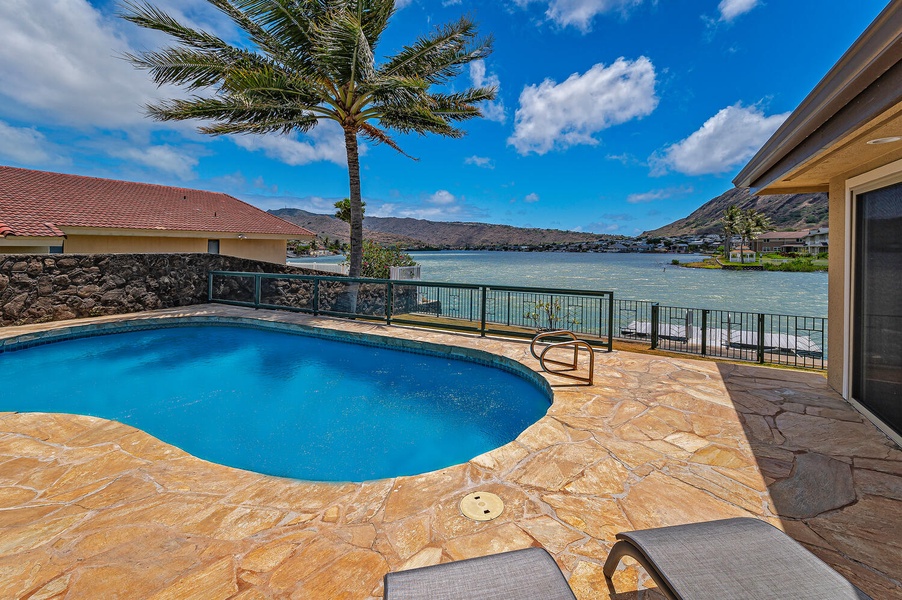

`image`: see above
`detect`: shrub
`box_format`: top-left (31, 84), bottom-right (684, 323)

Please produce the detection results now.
top-left (763, 258), bottom-right (822, 272)
top-left (671, 259), bottom-right (680, 265)
top-left (345, 240), bottom-right (417, 279)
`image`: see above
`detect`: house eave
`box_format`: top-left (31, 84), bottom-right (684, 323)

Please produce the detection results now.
top-left (734, 2), bottom-right (902, 192)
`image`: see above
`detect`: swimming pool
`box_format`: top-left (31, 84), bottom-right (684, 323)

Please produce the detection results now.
top-left (1, 321), bottom-right (551, 481)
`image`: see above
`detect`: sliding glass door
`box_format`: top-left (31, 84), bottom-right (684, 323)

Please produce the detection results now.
top-left (853, 181), bottom-right (902, 435)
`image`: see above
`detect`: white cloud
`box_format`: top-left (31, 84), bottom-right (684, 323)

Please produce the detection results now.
top-left (470, 60), bottom-right (506, 123)
top-left (0, 0), bottom-right (180, 129)
top-left (626, 186), bottom-right (693, 204)
top-left (524, 193), bottom-right (540, 203)
top-left (464, 155), bottom-right (494, 169)
top-left (718, 0), bottom-right (759, 22)
top-left (111, 145), bottom-right (200, 180)
top-left (370, 190), bottom-right (487, 220)
top-left (232, 122), bottom-right (350, 167)
top-left (0, 121), bottom-right (68, 165)
top-left (513, 0), bottom-right (644, 32)
top-left (651, 103), bottom-right (788, 176)
top-left (509, 57), bottom-right (658, 155)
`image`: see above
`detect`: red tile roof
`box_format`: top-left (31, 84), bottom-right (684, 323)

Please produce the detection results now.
top-left (0, 166), bottom-right (314, 239)
top-left (757, 230), bottom-right (810, 240)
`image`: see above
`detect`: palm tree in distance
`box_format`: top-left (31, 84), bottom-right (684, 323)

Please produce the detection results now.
top-left (721, 204), bottom-right (741, 260)
top-left (121, 0), bottom-right (495, 277)
top-left (739, 208), bottom-right (771, 264)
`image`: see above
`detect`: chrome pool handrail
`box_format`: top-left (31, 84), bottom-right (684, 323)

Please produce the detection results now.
top-left (530, 330), bottom-right (594, 385)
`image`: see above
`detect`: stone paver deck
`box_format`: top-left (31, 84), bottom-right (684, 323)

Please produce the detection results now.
top-left (1, 305), bottom-right (900, 599)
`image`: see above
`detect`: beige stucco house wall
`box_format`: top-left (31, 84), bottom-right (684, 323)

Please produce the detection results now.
top-left (60, 231), bottom-right (290, 265)
top-left (735, 3), bottom-right (902, 443)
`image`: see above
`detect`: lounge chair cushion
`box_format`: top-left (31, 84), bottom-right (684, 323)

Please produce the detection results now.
top-left (383, 547), bottom-right (577, 600)
top-left (608, 517), bottom-right (872, 600)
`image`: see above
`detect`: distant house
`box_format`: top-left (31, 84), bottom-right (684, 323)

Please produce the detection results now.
top-left (804, 227), bottom-right (829, 254)
top-left (753, 229), bottom-right (829, 254)
top-left (734, 2), bottom-right (902, 442)
top-left (753, 230), bottom-right (809, 253)
top-left (0, 166), bottom-right (314, 264)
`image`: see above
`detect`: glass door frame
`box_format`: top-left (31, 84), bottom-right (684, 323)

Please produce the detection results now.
top-left (845, 157), bottom-right (902, 445)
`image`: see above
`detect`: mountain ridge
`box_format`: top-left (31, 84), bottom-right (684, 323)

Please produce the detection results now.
top-left (642, 188), bottom-right (828, 237)
top-left (270, 208), bottom-right (616, 248)
top-left (269, 187), bottom-right (829, 249)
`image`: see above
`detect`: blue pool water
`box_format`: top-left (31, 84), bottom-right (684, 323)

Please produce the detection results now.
top-left (1, 325), bottom-right (550, 482)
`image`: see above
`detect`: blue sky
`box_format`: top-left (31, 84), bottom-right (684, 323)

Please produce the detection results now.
top-left (0, 0), bottom-right (889, 235)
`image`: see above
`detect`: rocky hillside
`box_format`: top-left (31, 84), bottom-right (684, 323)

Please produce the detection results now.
top-left (270, 208), bottom-right (613, 248)
top-left (269, 209), bottom-right (421, 247)
top-left (643, 188), bottom-right (828, 237)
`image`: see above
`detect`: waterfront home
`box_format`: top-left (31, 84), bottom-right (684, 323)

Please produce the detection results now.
top-left (753, 230), bottom-right (809, 254)
top-left (753, 228), bottom-right (829, 255)
top-left (735, 0), bottom-right (902, 443)
top-left (804, 227), bottom-right (829, 254)
top-left (0, 166), bottom-right (314, 264)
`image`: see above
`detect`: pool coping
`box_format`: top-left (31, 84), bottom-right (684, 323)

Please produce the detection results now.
top-left (0, 313), bottom-right (555, 484)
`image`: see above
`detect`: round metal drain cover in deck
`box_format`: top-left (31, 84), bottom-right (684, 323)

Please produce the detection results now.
top-left (460, 491), bottom-right (504, 521)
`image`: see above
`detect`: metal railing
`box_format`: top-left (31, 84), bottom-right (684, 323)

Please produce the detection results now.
top-left (208, 271), bottom-right (615, 349)
top-left (613, 299), bottom-right (826, 370)
top-left (208, 271), bottom-right (826, 370)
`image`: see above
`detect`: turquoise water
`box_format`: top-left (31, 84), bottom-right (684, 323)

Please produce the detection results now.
top-left (293, 251), bottom-right (829, 317)
top-left (1, 325), bottom-right (550, 482)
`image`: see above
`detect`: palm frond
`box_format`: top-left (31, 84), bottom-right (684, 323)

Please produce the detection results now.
top-left (220, 65), bottom-right (331, 110)
top-left (377, 105), bottom-right (464, 138)
top-left (123, 47), bottom-right (243, 89)
top-left (426, 88), bottom-right (496, 120)
top-left (147, 96), bottom-right (321, 135)
top-left (119, 1), bottom-right (230, 52)
top-left (354, 0), bottom-right (395, 53)
top-left (359, 122), bottom-right (416, 159)
top-left (309, 6), bottom-right (375, 87)
top-left (381, 16), bottom-right (492, 85)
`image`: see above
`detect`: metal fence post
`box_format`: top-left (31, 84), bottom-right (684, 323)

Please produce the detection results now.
top-left (207, 272), bottom-right (213, 302)
top-left (701, 309), bottom-right (708, 356)
top-left (254, 274), bottom-right (261, 309)
top-left (479, 287), bottom-right (488, 336)
top-left (757, 313), bottom-right (766, 364)
top-left (651, 303), bottom-right (659, 350)
top-left (386, 281), bottom-right (393, 326)
top-left (312, 279), bottom-right (320, 316)
top-left (607, 293), bottom-right (614, 352)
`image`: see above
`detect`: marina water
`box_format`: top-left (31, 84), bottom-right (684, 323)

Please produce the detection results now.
top-left (293, 251), bottom-right (828, 318)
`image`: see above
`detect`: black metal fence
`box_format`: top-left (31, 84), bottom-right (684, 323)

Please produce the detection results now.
top-left (208, 271), bottom-right (826, 370)
top-left (208, 272), bottom-right (615, 349)
top-left (613, 299), bottom-right (826, 370)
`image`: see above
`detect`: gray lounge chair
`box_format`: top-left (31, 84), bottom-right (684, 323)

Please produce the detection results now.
top-left (603, 517), bottom-right (873, 599)
top-left (383, 518), bottom-right (872, 600)
top-left (383, 547), bottom-right (576, 600)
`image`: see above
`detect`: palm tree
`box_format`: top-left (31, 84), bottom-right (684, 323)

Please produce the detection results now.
top-left (739, 208), bottom-right (771, 264)
top-left (721, 204), bottom-right (741, 260)
top-left (121, 0), bottom-right (495, 277)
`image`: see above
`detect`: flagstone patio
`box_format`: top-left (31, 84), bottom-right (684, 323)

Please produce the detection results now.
top-left (1, 305), bottom-right (900, 599)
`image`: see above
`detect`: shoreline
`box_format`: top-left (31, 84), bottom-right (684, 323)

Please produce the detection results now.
top-left (677, 256), bottom-right (829, 273)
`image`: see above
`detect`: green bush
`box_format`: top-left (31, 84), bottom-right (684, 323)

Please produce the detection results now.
top-left (345, 240), bottom-right (417, 279)
top-left (763, 258), bottom-right (822, 272)
top-left (671, 259), bottom-right (680, 265)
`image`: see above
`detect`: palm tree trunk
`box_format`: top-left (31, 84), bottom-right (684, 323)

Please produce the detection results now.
top-left (344, 127), bottom-right (364, 278)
